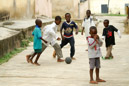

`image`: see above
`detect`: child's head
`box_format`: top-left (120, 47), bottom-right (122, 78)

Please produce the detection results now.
top-left (55, 16), bottom-right (62, 25)
top-left (89, 26), bottom-right (97, 38)
top-left (103, 19), bottom-right (109, 27)
top-left (35, 19), bottom-right (42, 27)
top-left (86, 10), bottom-right (91, 18)
top-left (65, 13), bottom-right (71, 22)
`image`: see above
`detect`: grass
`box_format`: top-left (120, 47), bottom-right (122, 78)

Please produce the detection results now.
top-left (0, 48), bottom-right (25, 65)
top-left (97, 14), bottom-right (127, 16)
top-left (0, 37), bottom-right (33, 65)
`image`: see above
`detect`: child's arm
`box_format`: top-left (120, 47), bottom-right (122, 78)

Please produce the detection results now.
top-left (117, 30), bottom-right (121, 38)
top-left (60, 23), bottom-right (65, 40)
top-left (98, 38), bottom-right (103, 47)
top-left (88, 38), bottom-right (97, 49)
top-left (40, 37), bottom-right (47, 43)
top-left (81, 27), bottom-right (84, 35)
top-left (50, 29), bottom-right (60, 41)
top-left (73, 22), bottom-right (79, 35)
top-left (112, 25), bottom-right (121, 38)
top-left (81, 20), bottom-right (85, 35)
top-left (102, 29), bottom-right (106, 40)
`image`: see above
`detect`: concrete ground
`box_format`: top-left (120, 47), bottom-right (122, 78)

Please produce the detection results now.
top-left (0, 16), bottom-right (129, 86)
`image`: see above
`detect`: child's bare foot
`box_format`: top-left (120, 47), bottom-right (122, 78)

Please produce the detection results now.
top-left (105, 57), bottom-right (109, 59)
top-left (71, 57), bottom-right (76, 60)
top-left (53, 51), bottom-right (56, 58)
top-left (26, 55), bottom-right (31, 63)
top-left (90, 80), bottom-right (98, 84)
top-left (96, 79), bottom-right (106, 82)
top-left (29, 59), bottom-right (34, 64)
top-left (34, 62), bottom-right (40, 66)
top-left (57, 58), bottom-right (64, 62)
top-left (85, 49), bottom-right (88, 51)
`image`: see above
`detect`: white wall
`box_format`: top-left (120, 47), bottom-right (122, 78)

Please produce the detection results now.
top-left (90, 0), bottom-right (129, 14)
top-left (35, 0), bottom-right (52, 18)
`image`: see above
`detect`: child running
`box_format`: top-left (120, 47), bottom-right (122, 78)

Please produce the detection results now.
top-left (28, 19), bottom-right (47, 66)
top-left (87, 26), bottom-right (106, 84)
top-left (26, 16), bottom-right (64, 64)
top-left (53, 13), bottom-right (79, 60)
top-left (102, 19), bottom-right (121, 59)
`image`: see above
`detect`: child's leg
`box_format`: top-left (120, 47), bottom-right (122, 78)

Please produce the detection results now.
top-left (109, 45), bottom-right (113, 58)
top-left (69, 37), bottom-right (75, 59)
top-left (53, 43), bottom-right (64, 62)
top-left (96, 68), bottom-right (100, 80)
top-left (34, 53), bottom-right (41, 66)
top-left (90, 69), bottom-right (94, 81)
top-left (26, 51), bottom-right (35, 63)
top-left (29, 52), bottom-right (37, 64)
top-left (105, 45), bottom-right (112, 59)
top-left (89, 58), bottom-right (98, 84)
top-left (60, 38), bottom-right (69, 48)
top-left (95, 58), bottom-right (106, 82)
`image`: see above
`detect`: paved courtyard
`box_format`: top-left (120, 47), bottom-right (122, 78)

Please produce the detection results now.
top-left (0, 16), bottom-right (129, 86)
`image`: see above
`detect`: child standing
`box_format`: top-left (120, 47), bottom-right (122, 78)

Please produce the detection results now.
top-left (82, 10), bottom-right (95, 50)
top-left (102, 19), bottom-right (121, 59)
top-left (29, 19), bottom-right (47, 66)
top-left (88, 26), bottom-right (106, 84)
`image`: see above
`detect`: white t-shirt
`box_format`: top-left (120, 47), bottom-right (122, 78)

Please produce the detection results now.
top-left (42, 22), bottom-right (59, 46)
top-left (87, 36), bottom-right (103, 58)
top-left (82, 16), bottom-right (95, 37)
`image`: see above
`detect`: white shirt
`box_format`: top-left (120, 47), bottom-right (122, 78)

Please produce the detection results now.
top-left (42, 22), bottom-right (59, 46)
top-left (82, 16), bottom-right (95, 37)
top-left (87, 37), bottom-right (103, 58)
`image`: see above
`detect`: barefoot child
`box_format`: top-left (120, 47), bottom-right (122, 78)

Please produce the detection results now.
top-left (88, 26), bottom-right (106, 84)
top-left (29, 19), bottom-right (47, 66)
top-left (82, 10), bottom-right (95, 51)
top-left (26, 16), bottom-right (64, 63)
top-left (102, 19), bottom-right (121, 59)
top-left (53, 13), bottom-right (79, 60)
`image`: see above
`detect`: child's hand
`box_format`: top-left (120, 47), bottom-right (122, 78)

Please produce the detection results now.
top-left (75, 31), bottom-right (78, 35)
top-left (94, 34), bottom-right (99, 40)
top-left (57, 37), bottom-right (61, 41)
top-left (43, 40), bottom-right (47, 43)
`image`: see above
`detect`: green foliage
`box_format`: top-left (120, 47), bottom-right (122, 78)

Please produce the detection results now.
top-left (99, 14), bottom-right (127, 16)
top-left (21, 37), bottom-right (33, 47)
top-left (0, 48), bottom-right (25, 65)
top-left (0, 36), bottom-right (33, 65)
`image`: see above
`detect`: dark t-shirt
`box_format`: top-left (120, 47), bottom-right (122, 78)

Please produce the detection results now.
top-left (61, 21), bottom-right (78, 38)
top-left (102, 25), bottom-right (118, 47)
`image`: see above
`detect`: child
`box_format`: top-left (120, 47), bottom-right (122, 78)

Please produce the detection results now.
top-left (102, 19), bottom-right (121, 59)
top-left (26, 16), bottom-right (64, 63)
top-left (53, 13), bottom-right (78, 60)
top-left (82, 10), bottom-right (95, 51)
top-left (88, 26), bottom-right (106, 84)
top-left (29, 19), bottom-right (47, 66)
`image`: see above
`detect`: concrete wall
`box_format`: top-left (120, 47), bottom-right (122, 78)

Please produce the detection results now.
top-left (0, 20), bottom-right (53, 58)
top-left (0, 0), bottom-right (35, 19)
top-left (51, 0), bottom-right (80, 18)
top-left (0, 28), bottom-right (21, 58)
top-left (35, 0), bottom-right (52, 18)
top-left (80, 1), bottom-right (88, 18)
top-left (90, 0), bottom-right (129, 14)
top-left (0, 0), bottom-right (52, 19)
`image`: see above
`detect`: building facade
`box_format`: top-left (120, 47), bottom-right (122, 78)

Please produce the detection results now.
top-left (90, 0), bottom-right (129, 14)
top-left (0, 0), bottom-right (52, 19)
